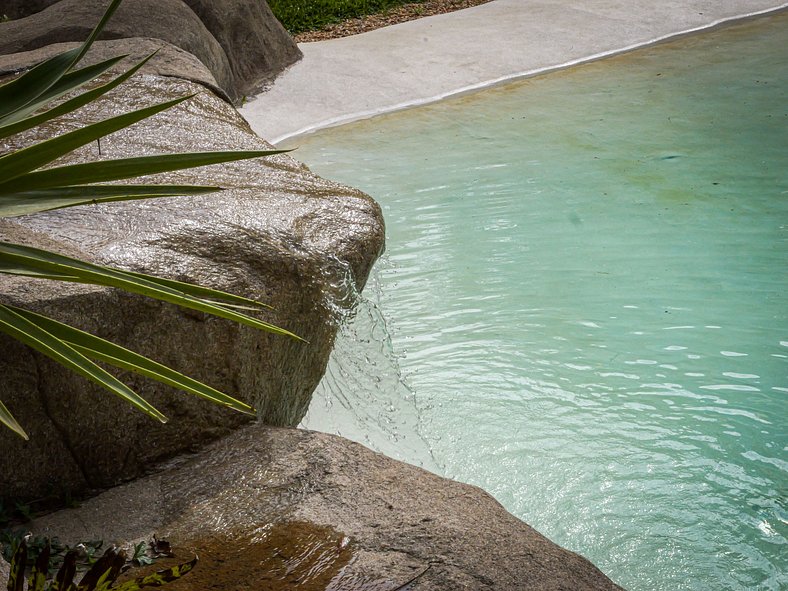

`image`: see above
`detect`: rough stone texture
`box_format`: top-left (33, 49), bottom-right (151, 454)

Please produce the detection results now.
top-left (0, 0), bottom-right (59, 20)
top-left (0, 38), bottom-right (229, 101)
top-left (0, 73), bottom-right (384, 500)
top-left (0, 0), bottom-right (232, 99)
top-left (183, 0), bottom-right (302, 96)
top-left (19, 424), bottom-right (625, 590)
top-left (0, 0), bottom-right (301, 101)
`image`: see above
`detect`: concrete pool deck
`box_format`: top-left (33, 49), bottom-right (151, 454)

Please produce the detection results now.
top-left (241, 0), bottom-right (787, 145)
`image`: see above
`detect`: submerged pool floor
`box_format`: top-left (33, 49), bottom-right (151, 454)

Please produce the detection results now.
top-left (293, 14), bottom-right (788, 591)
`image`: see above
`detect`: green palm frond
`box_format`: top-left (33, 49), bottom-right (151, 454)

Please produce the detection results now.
top-left (0, 54), bottom-right (143, 139)
top-left (0, 185), bottom-right (221, 217)
top-left (0, 304), bottom-right (168, 440)
top-left (0, 0), bottom-right (123, 123)
top-left (0, 0), bottom-right (298, 438)
top-left (0, 150), bottom-right (286, 196)
top-left (10, 306), bottom-right (256, 415)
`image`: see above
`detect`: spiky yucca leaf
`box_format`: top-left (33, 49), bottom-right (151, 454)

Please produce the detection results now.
top-left (0, 243), bottom-right (299, 339)
top-left (0, 55), bottom-right (127, 136)
top-left (0, 304), bottom-right (168, 433)
top-left (0, 0), bottom-right (298, 438)
top-left (0, 0), bottom-right (124, 123)
top-left (10, 306), bottom-right (256, 415)
top-left (0, 185), bottom-right (220, 217)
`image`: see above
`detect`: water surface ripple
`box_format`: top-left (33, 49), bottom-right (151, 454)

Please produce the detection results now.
top-left (295, 15), bottom-right (787, 591)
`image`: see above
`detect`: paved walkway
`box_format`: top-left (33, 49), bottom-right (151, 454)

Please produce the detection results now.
top-left (241, 0), bottom-right (787, 145)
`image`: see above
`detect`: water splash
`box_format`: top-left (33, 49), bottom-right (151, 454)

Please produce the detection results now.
top-left (301, 264), bottom-right (438, 471)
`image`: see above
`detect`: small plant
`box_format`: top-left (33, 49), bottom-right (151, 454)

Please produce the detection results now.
top-left (5, 538), bottom-right (195, 591)
top-left (2, 530), bottom-right (103, 575)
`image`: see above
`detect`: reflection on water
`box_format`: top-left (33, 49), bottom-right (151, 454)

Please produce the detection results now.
top-left (292, 13), bottom-right (787, 591)
top-left (145, 521), bottom-right (409, 591)
top-left (147, 522), bottom-right (352, 591)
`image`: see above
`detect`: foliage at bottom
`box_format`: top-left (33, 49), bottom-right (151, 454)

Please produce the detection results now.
top-left (5, 538), bottom-right (195, 591)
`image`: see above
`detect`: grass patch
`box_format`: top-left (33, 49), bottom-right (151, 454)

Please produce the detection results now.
top-left (267, 0), bottom-right (430, 34)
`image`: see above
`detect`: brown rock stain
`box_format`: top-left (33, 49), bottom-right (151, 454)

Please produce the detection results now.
top-left (135, 521), bottom-right (393, 591)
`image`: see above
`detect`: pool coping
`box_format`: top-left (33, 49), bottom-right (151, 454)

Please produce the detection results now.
top-left (241, 0), bottom-right (788, 145)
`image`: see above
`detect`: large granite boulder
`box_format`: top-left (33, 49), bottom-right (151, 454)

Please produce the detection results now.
top-left (0, 71), bottom-right (384, 500)
top-left (18, 424), bottom-right (624, 590)
top-left (0, 38), bottom-right (229, 101)
top-left (183, 0), bottom-right (302, 97)
top-left (0, 0), bottom-right (59, 20)
top-left (0, 0), bottom-right (234, 94)
top-left (0, 0), bottom-right (301, 101)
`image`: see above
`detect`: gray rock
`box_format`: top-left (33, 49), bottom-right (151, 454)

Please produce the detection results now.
top-left (25, 424), bottom-right (625, 590)
top-left (183, 0), bottom-right (302, 97)
top-left (0, 38), bottom-right (229, 101)
top-left (0, 0), bottom-right (302, 101)
top-left (0, 73), bottom-right (384, 500)
top-left (0, 0), bottom-right (236, 99)
top-left (0, 0), bottom-right (59, 20)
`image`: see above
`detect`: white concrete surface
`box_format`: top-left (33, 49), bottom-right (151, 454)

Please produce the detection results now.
top-left (241, 0), bottom-right (787, 144)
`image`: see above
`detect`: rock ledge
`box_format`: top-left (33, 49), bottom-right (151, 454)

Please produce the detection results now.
top-left (0, 70), bottom-right (384, 499)
top-left (21, 424), bottom-right (624, 591)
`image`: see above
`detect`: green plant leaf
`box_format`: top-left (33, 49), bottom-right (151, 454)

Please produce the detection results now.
top-left (52, 550), bottom-right (79, 591)
top-left (1, 149), bottom-right (288, 193)
top-left (0, 184), bottom-right (221, 217)
top-left (76, 546), bottom-right (126, 591)
top-left (0, 303), bottom-right (168, 432)
top-left (2, 263), bottom-right (271, 311)
top-left (0, 48), bottom-right (81, 122)
top-left (28, 542), bottom-right (50, 591)
top-left (0, 53), bottom-right (155, 140)
top-left (0, 55), bottom-right (127, 132)
top-left (0, 265), bottom-right (77, 279)
top-left (36, 56), bottom-right (128, 106)
top-left (10, 305), bottom-right (256, 415)
top-left (0, 0), bottom-right (122, 123)
top-left (121, 272), bottom-right (273, 311)
top-left (0, 398), bottom-right (27, 441)
top-left (74, 0), bottom-right (125, 66)
top-left (0, 95), bottom-right (193, 183)
top-left (0, 243), bottom-right (302, 340)
top-left (114, 556), bottom-right (198, 591)
top-left (7, 539), bottom-right (26, 591)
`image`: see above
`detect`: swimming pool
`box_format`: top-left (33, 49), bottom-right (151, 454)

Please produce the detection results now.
top-left (292, 14), bottom-right (787, 590)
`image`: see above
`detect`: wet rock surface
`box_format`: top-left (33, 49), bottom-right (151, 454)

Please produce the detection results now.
top-left (0, 73), bottom-right (384, 499)
top-left (25, 424), bottom-right (625, 591)
top-left (0, 0), bottom-right (301, 101)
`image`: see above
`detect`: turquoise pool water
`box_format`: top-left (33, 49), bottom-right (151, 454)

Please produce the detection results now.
top-left (291, 14), bottom-right (787, 591)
